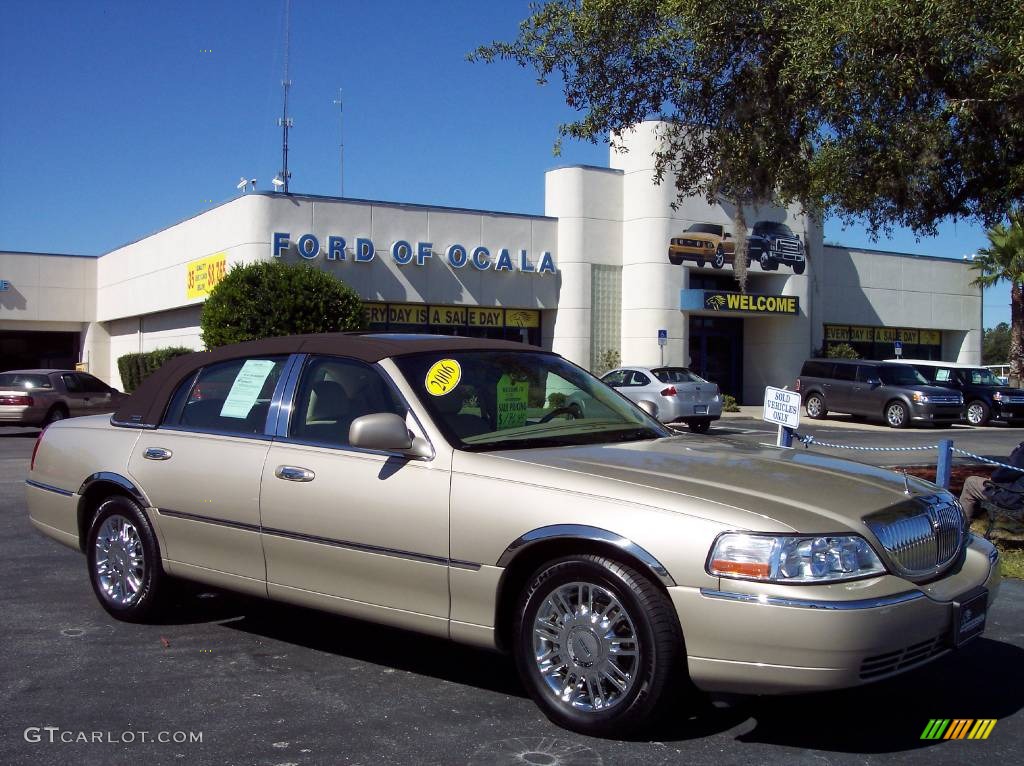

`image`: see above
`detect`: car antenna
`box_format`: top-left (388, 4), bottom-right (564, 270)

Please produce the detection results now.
top-left (901, 469), bottom-right (912, 495)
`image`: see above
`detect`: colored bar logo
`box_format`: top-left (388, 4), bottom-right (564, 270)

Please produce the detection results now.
top-left (921, 719), bottom-right (997, 740)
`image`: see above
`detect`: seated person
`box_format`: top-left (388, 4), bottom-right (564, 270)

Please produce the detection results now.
top-left (959, 441), bottom-right (1024, 519)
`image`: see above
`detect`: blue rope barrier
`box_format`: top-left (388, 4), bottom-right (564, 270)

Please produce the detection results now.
top-left (792, 433), bottom-right (940, 452)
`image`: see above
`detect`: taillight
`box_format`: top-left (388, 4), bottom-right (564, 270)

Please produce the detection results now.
top-left (661, 386), bottom-right (677, 396)
top-left (794, 379), bottom-right (801, 392)
top-left (0, 395), bottom-right (33, 405)
top-left (30, 426), bottom-right (46, 472)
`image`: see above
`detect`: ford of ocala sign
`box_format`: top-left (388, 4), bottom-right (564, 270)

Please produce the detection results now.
top-left (272, 232), bottom-right (556, 274)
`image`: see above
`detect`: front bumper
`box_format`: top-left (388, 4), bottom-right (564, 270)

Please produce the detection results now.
top-left (993, 403), bottom-right (1024, 421)
top-left (674, 535), bottom-right (999, 694)
top-left (909, 402), bottom-right (962, 422)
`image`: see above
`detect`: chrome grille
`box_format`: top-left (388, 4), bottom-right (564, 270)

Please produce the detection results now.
top-left (1003, 396), bottom-right (1024, 404)
top-left (772, 238), bottom-right (802, 254)
top-left (926, 395), bottom-right (962, 405)
top-left (679, 238), bottom-right (708, 249)
top-left (865, 496), bottom-right (965, 580)
top-left (860, 636), bottom-right (947, 679)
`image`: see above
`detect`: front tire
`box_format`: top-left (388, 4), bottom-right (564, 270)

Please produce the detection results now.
top-left (514, 555), bottom-right (684, 736)
top-left (805, 393), bottom-right (827, 419)
top-left (668, 253), bottom-right (683, 266)
top-left (86, 496), bottom-right (166, 622)
top-left (885, 400), bottom-right (910, 429)
top-left (712, 246), bottom-right (725, 269)
top-left (966, 400), bottom-right (990, 426)
top-left (759, 252), bottom-right (776, 270)
top-left (793, 260), bottom-right (806, 275)
top-left (42, 406), bottom-right (68, 427)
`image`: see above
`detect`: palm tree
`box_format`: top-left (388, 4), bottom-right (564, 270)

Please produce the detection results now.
top-left (970, 210), bottom-right (1024, 382)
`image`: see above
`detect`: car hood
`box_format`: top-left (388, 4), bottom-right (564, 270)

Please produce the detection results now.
top-left (482, 435), bottom-right (943, 534)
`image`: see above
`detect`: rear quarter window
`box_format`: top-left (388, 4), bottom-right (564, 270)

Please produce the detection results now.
top-left (800, 361), bottom-right (833, 378)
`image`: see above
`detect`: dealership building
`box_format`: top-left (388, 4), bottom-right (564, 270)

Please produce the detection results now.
top-left (1, 122), bottom-right (982, 404)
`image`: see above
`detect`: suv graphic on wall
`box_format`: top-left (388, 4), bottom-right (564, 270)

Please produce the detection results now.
top-left (668, 223), bottom-right (736, 268)
top-left (747, 220), bottom-right (806, 274)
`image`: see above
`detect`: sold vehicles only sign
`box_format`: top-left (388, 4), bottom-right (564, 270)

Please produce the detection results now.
top-left (763, 386), bottom-right (801, 429)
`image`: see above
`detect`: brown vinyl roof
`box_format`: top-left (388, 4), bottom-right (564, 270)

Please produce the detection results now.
top-left (112, 332), bottom-right (545, 428)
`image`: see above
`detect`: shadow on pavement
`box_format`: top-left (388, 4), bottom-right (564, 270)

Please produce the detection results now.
top-left (660, 637), bottom-right (1024, 753)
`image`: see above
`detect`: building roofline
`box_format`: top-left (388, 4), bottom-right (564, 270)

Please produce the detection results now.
top-left (98, 192), bottom-right (557, 257)
top-left (823, 243), bottom-right (969, 264)
top-left (0, 249), bottom-right (97, 259)
top-left (545, 164), bottom-right (624, 176)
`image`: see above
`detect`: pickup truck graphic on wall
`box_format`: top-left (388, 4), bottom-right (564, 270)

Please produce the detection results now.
top-left (668, 220), bottom-right (806, 274)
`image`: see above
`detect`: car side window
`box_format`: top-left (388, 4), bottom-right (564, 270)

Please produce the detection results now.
top-left (76, 374), bottom-right (109, 393)
top-left (289, 356), bottom-right (406, 448)
top-left (601, 371), bottom-right (627, 387)
top-left (630, 371), bottom-right (652, 387)
top-left (833, 364), bottom-right (856, 382)
top-left (61, 373), bottom-right (82, 393)
top-left (166, 356), bottom-right (288, 435)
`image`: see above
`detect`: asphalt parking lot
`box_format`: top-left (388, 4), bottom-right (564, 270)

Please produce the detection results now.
top-left (2, 425), bottom-right (1023, 766)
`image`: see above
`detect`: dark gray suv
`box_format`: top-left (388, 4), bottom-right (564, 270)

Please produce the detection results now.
top-left (796, 359), bottom-right (964, 428)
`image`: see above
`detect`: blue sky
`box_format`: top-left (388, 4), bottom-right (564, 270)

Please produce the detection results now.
top-left (0, 0), bottom-right (1007, 326)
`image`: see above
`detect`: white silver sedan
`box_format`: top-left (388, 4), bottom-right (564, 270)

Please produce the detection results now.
top-left (599, 366), bottom-right (722, 432)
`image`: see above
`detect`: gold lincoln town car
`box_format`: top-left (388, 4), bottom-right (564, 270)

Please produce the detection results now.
top-left (26, 334), bottom-right (1000, 735)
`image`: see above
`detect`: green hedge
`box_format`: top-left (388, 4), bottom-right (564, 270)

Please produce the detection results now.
top-left (117, 347), bottom-right (195, 393)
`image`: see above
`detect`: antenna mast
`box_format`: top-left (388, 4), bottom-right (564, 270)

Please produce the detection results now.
top-left (332, 88), bottom-right (344, 196)
top-left (277, 0), bottom-right (293, 193)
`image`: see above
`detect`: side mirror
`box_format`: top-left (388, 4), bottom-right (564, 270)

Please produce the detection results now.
top-left (724, 233), bottom-right (733, 239)
top-left (349, 413), bottom-right (432, 458)
top-left (867, 378), bottom-right (881, 387)
top-left (637, 400), bottom-right (659, 419)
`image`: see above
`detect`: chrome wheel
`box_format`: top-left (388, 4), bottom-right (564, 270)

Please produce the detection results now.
top-left (94, 514), bottom-right (146, 606)
top-left (967, 402), bottom-right (988, 426)
top-left (533, 581), bottom-right (640, 713)
top-left (806, 395), bottom-right (824, 418)
top-left (886, 402), bottom-right (908, 428)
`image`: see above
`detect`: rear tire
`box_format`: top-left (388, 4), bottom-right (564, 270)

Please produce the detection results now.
top-left (688, 420), bottom-right (712, 434)
top-left (514, 555), bottom-right (685, 736)
top-left (42, 406), bottom-right (68, 427)
top-left (86, 496), bottom-right (166, 622)
top-left (805, 393), bottom-right (827, 419)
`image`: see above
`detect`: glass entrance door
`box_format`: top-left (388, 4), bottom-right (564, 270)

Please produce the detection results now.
top-left (688, 316), bottom-right (743, 402)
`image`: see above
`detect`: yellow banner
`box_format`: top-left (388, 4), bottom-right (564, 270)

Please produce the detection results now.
top-left (468, 307), bottom-right (504, 327)
top-left (824, 325), bottom-right (849, 342)
top-left (505, 309), bottom-right (539, 328)
top-left (186, 253), bottom-right (227, 299)
top-left (875, 327), bottom-right (897, 342)
top-left (848, 326), bottom-right (873, 342)
top-left (366, 303), bottom-right (388, 324)
top-left (429, 305), bottom-right (468, 325)
top-left (388, 304), bottom-right (428, 325)
top-left (920, 329), bottom-right (941, 345)
top-left (898, 328), bottom-right (919, 343)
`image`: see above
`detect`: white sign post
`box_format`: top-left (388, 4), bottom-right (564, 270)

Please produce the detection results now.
top-left (762, 385), bottom-right (801, 448)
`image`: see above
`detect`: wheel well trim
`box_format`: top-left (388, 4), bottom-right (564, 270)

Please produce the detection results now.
top-left (495, 524), bottom-right (676, 588)
top-left (77, 472), bottom-right (151, 513)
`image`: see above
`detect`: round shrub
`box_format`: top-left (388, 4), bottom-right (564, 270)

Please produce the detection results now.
top-left (200, 260), bottom-right (365, 348)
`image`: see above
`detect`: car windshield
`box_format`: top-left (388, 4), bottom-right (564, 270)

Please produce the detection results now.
top-left (686, 223), bottom-right (722, 236)
top-left (878, 365), bottom-right (929, 386)
top-left (651, 367), bottom-right (707, 384)
top-left (0, 373), bottom-right (52, 389)
top-left (393, 350), bottom-right (670, 451)
top-left (964, 368), bottom-right (1003, 386)
top-left (757, 222), bottom-right (795, 236)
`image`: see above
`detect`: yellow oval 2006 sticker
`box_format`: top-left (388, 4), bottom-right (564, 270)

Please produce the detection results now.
top-left (425, 359), bottom-right (461, 396)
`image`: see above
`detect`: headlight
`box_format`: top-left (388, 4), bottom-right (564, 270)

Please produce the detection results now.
top-left (912, 392), bottom-right (929, 403)
top-left (707, 533), bottom-right (886, 583)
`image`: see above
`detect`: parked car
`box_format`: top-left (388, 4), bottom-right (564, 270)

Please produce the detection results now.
top-left (593, 366), bottom-right (722, 432)
top-left (28, 335), bottom-right (999, 735)
top-left (0, 369), bottom-right (125, 428)
top-left (746, 220), bottom-right (807, 274)
top-left (887, 359), bottom-right (1024, 426)
top-left (668, 223), bottom-right (736, 268)
top-left (796, 359), bottom-right (964, 428)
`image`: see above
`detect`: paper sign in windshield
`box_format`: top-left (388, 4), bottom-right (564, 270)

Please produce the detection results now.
top-left (497, 374), bottom-right (529, 430)
top-left (425, 359), bottom-right (461, 396)
top-left (220, 359), bottom-right (276, 419)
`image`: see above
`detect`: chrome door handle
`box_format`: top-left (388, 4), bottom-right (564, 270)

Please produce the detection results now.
top-left (275, 465), bottom-right (315, 482)
top-left (143, 447), bottom-right (173, 461)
